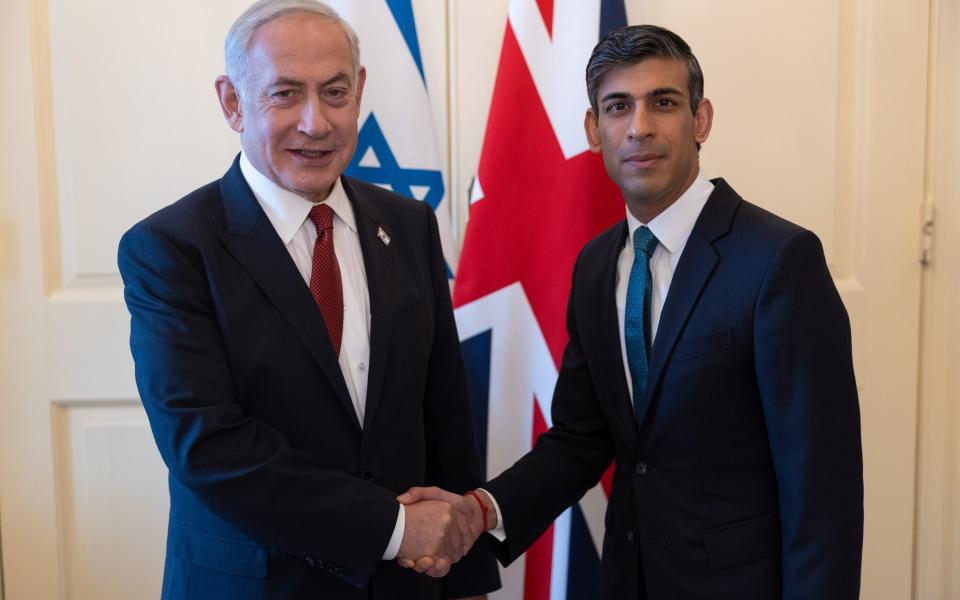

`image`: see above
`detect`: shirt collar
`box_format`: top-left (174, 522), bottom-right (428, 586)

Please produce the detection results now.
top-left (239, 151), bottom-right (357, 245)
top-left (625, 169), bottom-right (714, 254)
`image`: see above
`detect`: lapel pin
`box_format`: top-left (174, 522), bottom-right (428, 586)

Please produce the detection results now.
top-left (377, 227), bottom-right (391, 246)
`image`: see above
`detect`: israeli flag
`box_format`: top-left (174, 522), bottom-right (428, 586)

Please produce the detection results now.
top-left (328, 0), bottom-right (458, 278)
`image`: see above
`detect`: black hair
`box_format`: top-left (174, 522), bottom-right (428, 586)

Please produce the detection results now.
top-left (586, 24), bottom-right (704, 115)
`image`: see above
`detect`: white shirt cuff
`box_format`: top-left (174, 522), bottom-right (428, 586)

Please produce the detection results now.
top-left (477, 487), bottom-right (507, 542)
top-left (382, 503), bottom-right (405, 560)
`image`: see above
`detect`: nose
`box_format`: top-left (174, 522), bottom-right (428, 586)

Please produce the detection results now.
top-left (627, 105), bottom-right (654, 141)
top-left (299, 95), bottom-right (333, 138)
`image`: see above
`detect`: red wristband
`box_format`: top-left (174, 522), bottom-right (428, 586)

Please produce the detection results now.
top-left (465, 490), bottom-right (489, 531)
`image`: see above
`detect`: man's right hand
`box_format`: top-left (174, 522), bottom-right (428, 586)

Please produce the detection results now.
top-left (397, 499), bottom-right (466, 577)
top-left (395, 487), bottom-right (496, 577)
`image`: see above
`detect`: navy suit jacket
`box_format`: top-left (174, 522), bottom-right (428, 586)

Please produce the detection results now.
top-left (484, 179), bottom-right (863, 599)
top-left (118, 157), bottom-right (499, 599)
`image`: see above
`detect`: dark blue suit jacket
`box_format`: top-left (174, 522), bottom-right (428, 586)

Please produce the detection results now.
top-left (484, 179), bottom-right (863, 599)
top-left (118, 157), bottom-right (499, 599)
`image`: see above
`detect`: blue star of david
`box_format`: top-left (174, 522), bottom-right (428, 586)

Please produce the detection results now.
top-left (346, 114), bottom-right (445, 211)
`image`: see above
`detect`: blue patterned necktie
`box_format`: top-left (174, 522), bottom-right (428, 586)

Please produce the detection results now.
top-left (625, 226), bottom-right (660, 420)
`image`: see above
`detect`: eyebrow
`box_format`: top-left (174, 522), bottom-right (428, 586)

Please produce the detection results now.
top-left (268, 73), bottom-right (352, 89)
top-left (648, 86), bottom-right (684, 98)
top-left (268, 77), bottom-right (304, 89)
top-left (599, 91), bottom-right (631, 104)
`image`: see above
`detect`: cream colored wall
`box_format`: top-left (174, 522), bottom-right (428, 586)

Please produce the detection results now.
top-left (915, 0), bottom-right (960, 597)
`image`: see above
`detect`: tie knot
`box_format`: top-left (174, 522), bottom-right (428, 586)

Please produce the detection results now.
top-left (633, 226), bottom-right (659, 257)
top-left (309, 203), bottom-right (334, 233)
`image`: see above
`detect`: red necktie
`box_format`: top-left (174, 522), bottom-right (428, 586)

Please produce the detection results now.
top-left (308, 204), bottom-right (343, 355)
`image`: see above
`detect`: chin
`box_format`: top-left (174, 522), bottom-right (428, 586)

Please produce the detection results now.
top-left (298, 181), bottom-right (338, 199)
top-left (623, 180), bottom-right (660, 199)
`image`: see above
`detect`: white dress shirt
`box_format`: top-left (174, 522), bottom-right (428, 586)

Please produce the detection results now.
top-left (239, 153), bottom-right (405, 560)
top-left (616, 170), bottom-right (713, 402)
top-left (484, 169), bottom-right (714, 541)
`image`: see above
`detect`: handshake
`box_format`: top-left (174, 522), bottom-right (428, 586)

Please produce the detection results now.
top-left (395, 486), bottom-right (498, 577)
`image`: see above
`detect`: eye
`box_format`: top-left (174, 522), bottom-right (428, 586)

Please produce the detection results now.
top-left (605, 101), bottom-right (628, 114)
top-left (654, 97), bottom-right (678, 109)
top-left (271, 89), bottom-right (295, 99)
top-left (324, 87), bottom-right (350, 102)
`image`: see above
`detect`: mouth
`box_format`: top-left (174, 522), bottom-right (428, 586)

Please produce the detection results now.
top-left (289, 148), bottom-right (334, 161)
top-left (623, 153), bottom-right (663, 169)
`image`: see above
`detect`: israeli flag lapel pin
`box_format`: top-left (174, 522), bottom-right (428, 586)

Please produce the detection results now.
top-left (377, 227), bottom-right (391, 246)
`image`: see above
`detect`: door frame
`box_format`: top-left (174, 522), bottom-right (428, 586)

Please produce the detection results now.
top-left (914, 0), bottom-right (960, 596)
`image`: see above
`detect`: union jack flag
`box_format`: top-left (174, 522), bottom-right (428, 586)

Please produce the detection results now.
top-left (454, 1), bottom-right (628, 598)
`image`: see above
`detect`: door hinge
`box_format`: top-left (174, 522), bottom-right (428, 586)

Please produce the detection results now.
top-left (921, 201), bottom-right (935, 267)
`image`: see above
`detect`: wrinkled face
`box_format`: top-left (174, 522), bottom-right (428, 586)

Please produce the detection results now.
top-left (218, 13), bottom-right (365, 202)
top-left (585, 58), bottom-right (712, 221)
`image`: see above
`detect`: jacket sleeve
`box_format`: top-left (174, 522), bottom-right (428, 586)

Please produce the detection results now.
top-left (753, 229), bottom-right (864, 599)
top-left (482, 249), bottom-right (616, 564)
top-left (413, 204), bottom-right (501, 597)
top-left (118, 223), bottom-right (399, 590)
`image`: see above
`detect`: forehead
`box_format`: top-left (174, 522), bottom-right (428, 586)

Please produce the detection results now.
top-left (596, 58), bottom-right (689, 97)
top-left (247, 13), bottom-right (354, 81)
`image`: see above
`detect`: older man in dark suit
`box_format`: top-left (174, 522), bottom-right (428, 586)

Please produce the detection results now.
top-left (118, 1), bottom-right (498, 598)
top-left (400, 24), bottom-right (863, 600)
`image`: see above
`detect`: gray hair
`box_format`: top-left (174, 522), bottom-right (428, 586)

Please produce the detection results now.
top-left (586, 24), bottom-right (704, 116)
top-left (225, 0), bottom-right (361, 101)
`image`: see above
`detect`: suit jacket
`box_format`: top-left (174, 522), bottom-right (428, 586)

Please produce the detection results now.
top-left (484, 179), bottom-right (863, 600)
top-left (118, 156), bottom-right (500, 599)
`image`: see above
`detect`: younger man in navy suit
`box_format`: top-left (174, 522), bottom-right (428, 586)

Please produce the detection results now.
top-left (401, 24), bottom-right (863, 600)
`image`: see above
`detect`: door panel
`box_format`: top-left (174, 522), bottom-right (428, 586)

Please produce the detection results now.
top-left (53, 404), bottom-right (167, 599)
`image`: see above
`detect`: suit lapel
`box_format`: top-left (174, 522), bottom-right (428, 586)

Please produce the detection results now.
top-left (341, 178), bottom-right (398, 433)
top-left (215, 157), bottom-right (359, 429)
top-left (592, 222), bottom-right (640, 441)
top-left (635, 179), bottom-right (740, 430)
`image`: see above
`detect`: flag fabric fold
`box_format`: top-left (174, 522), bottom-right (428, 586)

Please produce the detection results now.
top-left (329, 0), bottom-right (458, 278)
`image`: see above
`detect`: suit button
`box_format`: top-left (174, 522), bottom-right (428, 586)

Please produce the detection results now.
top-left (361, 471), bottom-right (373, 481)
top-left (635, 461), bottom-right (648, 476)
top-left (626, 530), bottom-right (635, 543)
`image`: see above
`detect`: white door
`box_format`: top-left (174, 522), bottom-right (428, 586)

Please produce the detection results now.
top-left (0, 0), bottom-right (451, 598)
top-left (451, 1), bottom-right (928, 598)
top-left (0, 0), bottom-right (240, 598)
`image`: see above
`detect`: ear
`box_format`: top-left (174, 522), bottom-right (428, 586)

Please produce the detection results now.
top-left (354, 66), bottom-right (367, 110)
top-left (215, 75), bottom-right (244, 133)
top-left (584, 108), bottom-right (601, 154)
top-left (694, 97), bottom-right (713, 145)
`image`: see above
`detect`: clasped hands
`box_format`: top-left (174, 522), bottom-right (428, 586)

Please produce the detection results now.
top-left (395, 486), bottom-right (496, 577)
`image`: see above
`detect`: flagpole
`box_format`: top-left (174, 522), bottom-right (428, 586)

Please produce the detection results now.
top-left (444, 0), bottom-right (463, 252)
